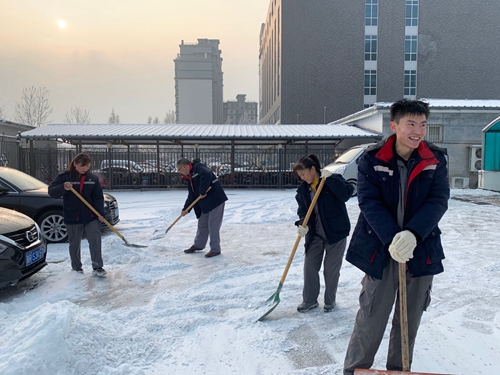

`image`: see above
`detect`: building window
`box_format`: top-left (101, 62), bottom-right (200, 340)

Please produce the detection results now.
top-left (406, 0), bottom-right (419, 26)
top-left (364, 70), bottom-right (377, 95)
top-left (365, 35), bottom-right (377, 61)
top-left (404, 70), bottom-right (417, 96)
top-left (365, 0), bottom-right (378, 26)
top-left (405, 35), bottom-right (418, 61)
top-left (426, 124), bottom-right (443, 143)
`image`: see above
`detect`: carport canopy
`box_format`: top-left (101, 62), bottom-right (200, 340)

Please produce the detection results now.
top-left (19, 123), bottom-right (382, 147)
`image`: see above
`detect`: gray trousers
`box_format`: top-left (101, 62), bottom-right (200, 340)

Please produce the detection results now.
top-left (343, 259), bottom-right (433, 374)
top-left (194, 202), bottom-right (225, 253)
top-left (67, 220), bottom-right (103, 270)
top-left (303, 236), bottom-right (347, 305)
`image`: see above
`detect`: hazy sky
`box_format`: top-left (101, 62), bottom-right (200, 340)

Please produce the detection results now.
top-left (0, 0), bottom-right (269, 124)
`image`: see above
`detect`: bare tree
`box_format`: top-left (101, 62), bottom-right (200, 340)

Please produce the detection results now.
top-left (152, 116), bottom-right (160, 124)
top-left (64, 106), bottom-right (91, 123)
top-left (147, 115), bottom-right (152, 124)
top-left (14, 86), bottom-right (53, 127)
top-left (108, 108), bottom-right (120, 124)
top-left (163, 110), bottom-right (176, 124)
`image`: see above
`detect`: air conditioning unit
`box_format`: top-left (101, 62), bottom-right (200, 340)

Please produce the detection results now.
top-left (469, 145), bottom-right (482, 172)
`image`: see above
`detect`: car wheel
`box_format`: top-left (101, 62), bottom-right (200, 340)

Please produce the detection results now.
top-left (348, 179), bottom-right (358, 197)
top-left (38, 210), bottom-right (68, 243)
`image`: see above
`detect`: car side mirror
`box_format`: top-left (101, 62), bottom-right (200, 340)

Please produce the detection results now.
top-left (0, 185), bottom-right (9, 196)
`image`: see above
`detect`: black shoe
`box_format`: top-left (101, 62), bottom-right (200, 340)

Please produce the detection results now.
top-left (72, 268), bottom-right (84, 274)
top-left (184, 245), bottom-right (204, 253)
top-left (324, 303), bottom-right (335, 313)
top-left (297, 302), bottom-right (319, 313)
top-left (93, 267), bottom-right (107, 277)
top-left (205, 251), bottom-right (221, 258)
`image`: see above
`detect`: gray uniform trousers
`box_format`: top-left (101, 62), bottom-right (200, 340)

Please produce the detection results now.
top-left (67, 219), bottom-right (103, 270)
top-left (343, 259), bottom-right (433, 374)
top-left (194, 202), bottom-right (225, 253)
top-left (303, 236), bottom-right (347, 305)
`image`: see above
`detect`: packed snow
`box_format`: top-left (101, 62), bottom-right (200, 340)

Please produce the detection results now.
top-left (1, 188), bottom-right (499, 375)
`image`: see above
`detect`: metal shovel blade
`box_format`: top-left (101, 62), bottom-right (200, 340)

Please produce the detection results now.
top-left (256, 283), bottom-right (283, 321)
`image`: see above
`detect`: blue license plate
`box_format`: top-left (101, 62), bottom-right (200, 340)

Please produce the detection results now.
top-left (26, 245), bottom-right (45, 267)
top-left (113, 209), bottom-right (119, 218)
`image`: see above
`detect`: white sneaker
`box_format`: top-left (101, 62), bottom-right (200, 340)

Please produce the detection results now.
top-left (93, 267), bottom-right (107, 277)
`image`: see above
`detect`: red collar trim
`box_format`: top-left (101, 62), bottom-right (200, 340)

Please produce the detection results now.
top-left (376, 135), bottom-right (437, 163)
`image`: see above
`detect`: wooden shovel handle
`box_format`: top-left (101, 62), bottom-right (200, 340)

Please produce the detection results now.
top-left (279, 177), bottom-right (326, 285)
top-left (168, 186), bottom-right (212, 231)
top-left (69, 187), bottom-right (125, 241)
top-left (399, 262), bottom-right (410, 372)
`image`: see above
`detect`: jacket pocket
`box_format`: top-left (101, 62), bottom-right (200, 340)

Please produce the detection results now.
top-left (418, 227), bottom-right (444, 264)
top-left (348, 220), bottom-right (382, 263)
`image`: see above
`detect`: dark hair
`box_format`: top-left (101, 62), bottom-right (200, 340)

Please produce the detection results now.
top-left (69, 153), bottom-right (92, 173)
top-left (176, 158), bottom-right (190, 167)
top-left (292, 154), bottom-right (321, 176)
top-left (390, 99), bottom-right (430, 123)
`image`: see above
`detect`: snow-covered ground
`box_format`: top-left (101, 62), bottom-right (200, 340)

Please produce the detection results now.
top-left (1, 188), bottom-right (499, 375)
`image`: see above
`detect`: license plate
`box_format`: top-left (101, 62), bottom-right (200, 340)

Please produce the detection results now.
top-left (25, 245), bottom-right (46, 267)
top-left (113, 209), bottom-right (119, 218)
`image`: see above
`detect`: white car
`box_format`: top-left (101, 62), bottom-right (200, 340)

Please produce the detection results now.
top-left (324, 143), bottom-right (376, 196)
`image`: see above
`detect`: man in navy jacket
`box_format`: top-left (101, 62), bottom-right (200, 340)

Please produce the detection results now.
top-left (177, 158), bottom-right (228, 258)
top-left (343, 99), bottom-right (450, 374)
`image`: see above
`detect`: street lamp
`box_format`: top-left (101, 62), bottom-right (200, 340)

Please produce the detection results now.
top-left (323, 106), bottom-right (327, 124)
top-left (296, 114), bottom-right (300, 124)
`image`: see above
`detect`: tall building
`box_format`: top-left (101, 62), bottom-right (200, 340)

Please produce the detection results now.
top-left (259, 0), bottom-right (500, 124)
top-left (174, 38), bottom-right (224, 124)
top-left (223, 94), bottom-right (258, 124)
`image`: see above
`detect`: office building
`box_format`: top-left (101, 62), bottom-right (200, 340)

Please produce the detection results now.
top-left (174, 39), bottom-right (224, 124)
top-left (259, 0), bottom-right (500, 124)
top-left (223, 94), bottom-right (258, 124)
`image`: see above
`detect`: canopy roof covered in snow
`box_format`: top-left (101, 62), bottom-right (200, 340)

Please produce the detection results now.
top-left (333, 98), bottom-right (500, 125)
top-left (18, 123), bottom-right (381, 146)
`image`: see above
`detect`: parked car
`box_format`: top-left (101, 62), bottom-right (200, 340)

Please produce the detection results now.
top-left (0, 207), bottom-right (47, 288)
top-left (98, 160), bottom-right (145, 186)
top-left (0, 167), bottom-right (120, 243)
top-left (323, 143), bottom-right (376, 196)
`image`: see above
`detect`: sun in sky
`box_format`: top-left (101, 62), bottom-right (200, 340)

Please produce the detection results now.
top-left (57, 19), bottom-right (67, 29)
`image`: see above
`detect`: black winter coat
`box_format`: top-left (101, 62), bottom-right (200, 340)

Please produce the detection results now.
top-left (48, 171), bottom-right (105, 224)
top-left (295, 174), bottom-right (353, 248)
top-left (182, 161), bottom-right (228, 218)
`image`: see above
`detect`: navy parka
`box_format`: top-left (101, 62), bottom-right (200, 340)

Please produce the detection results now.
top-left (182, 161), bottom-right (228, 218)
top-left (48, 171), bottom-right (105, 224)
top-left (346, 135), bottom-right (450, 279)
top-left (295, 174), bottom-right (354, 248)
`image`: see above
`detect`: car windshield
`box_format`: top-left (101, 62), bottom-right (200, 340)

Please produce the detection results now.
top-left (0, 168), bottom-right (48, 191)
top-left (333, 147), bottom-right (364, 164)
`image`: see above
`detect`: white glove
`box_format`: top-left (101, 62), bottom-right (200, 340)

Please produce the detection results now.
top-left (297, 225), bottom-right (309, 237)
top-left (320, 168), bottom-right (333, 179)
top-left (389, 230), bottom-right (417, 263)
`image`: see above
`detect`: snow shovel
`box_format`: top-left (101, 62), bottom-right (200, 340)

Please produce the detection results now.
top-left (70, 187), bottom-right (147, 248)
top-left (354, 263), bottom-right (451, 375)
top-left (257, 177), bottom-right (326, 321)
top-left (151, 186), bottom-right (212, 240)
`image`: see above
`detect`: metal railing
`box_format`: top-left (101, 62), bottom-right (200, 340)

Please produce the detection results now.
top-left (16, 144), bottom-right (345, 189)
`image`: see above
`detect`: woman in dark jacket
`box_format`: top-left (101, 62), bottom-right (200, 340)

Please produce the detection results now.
top-left (48, 153), bottom-right (107, 276)
top-left (293, 154), bottom-right (354, 313)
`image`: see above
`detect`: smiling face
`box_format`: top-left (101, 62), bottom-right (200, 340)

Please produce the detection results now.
top-left (390, 114), bottom-right (427, 160)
